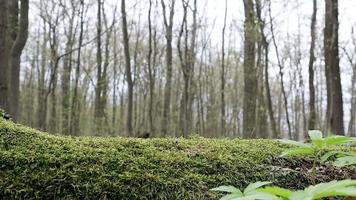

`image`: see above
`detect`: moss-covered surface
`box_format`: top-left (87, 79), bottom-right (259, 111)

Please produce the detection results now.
top-left (0, 119), bottom-right (354, 199)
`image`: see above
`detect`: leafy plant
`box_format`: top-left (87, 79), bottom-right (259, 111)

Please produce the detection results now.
top-left (278, 130), bottom-right (356, 183)
top-left (212, 180), bottom-right (356, 200)
top-left (259, 179), bottom-right (356, 200)
top-left (321, 151), bottom-right (356, 167)
top-left (279, 130), bottom-right (355, 157)
top-left (211, 182), bottom-right (279, 200)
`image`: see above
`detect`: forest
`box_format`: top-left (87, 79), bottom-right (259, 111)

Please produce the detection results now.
top-left (0, 0), bottom-right (355, 138)
top-left (0, 0), bottom-right (355, 199)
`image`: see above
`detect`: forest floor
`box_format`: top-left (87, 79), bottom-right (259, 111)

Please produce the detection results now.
top-left (0, 118), bottom-right (355, 199)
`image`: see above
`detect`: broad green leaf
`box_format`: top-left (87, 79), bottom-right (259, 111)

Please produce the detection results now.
top-left (324, 135), bottom-right (356, 146)
top-left (313, 187), bottom-right (356, 199)
top-left (334, 156), bottom-right (356, 167)
top-left (320, 151), bottom-right (342, 162)
top-left (280, 147), bottom-right (314, 157)
top-left (308, 130), bottom-right (323, 141)
top-left (290, 191), bottom-right (312, 200)
top-left (258, 186), bottom-right (293, 198)
top-left (277, 139), bottom-right (310, 148)
top-left (244, 181), bottom-right (271, 194)
top-left (220, 193), bottom-right (245, 200)
top-left (305, 179), bottom-right (356, 196)
top-left (222, 193), bottom-right (280, 200)
top-left (211, 186), bottom-right (243, 195)
top-left (242, 193), bottom-right (280, 200)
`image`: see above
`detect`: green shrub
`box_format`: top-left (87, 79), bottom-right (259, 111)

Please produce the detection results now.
top-left (0, 119), bottom-right (354, 199)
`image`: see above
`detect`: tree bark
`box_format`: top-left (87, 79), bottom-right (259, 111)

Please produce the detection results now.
top-left (324, 0), bottom-right (344, 135)
top-left (220, 0), bottom-right (228, 137)
top-left (0, 0), bottom-right (9, 113)
top-left (243, 0), bottom-right (257, 138)
top-left (121, 0), bottom-right (134, 136)
top-left (269, 1), bottom-right (292, 138)
top-left (9, 0), bottom-right (28, 121)
top-left (308, 0), bottom-right (317, 135)
top-left (161, 0), bottom-right (175, 136)
top-left (70, 0), bottom-right (85, 136)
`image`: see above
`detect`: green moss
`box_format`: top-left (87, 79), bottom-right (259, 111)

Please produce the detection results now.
top-left (0, 119), bottom-right (354, 199)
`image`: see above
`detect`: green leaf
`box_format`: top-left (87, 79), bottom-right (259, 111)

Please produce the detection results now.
top-left (280, 147), bottom-right (314, 157)
top-left (313, 187), bottom-right (356, 198)
top-left (308, 130), bottom-right (323, 141)
top-left (320, 151), bottom-right (340, 162)
top-left (211, 186), bottom-right (243, 194)
top-left (258, 186), bottom-right (293, 198)
top-left (244, 181), bottom-right (271, 194)
top-left (334, 156), bottom-right (356, 167)
top-left (324, 135), bottom-right (356, 146)
top-left (221, 193), bottom-right (280, 200)
top-left (306, 179), bottom-right (356, 198)
top-left (290, 191), bottom-right (312, 200)
top-left (220, 193), bottom-right (244, 200)
top-left (277, 139), bottom-right (310, 148)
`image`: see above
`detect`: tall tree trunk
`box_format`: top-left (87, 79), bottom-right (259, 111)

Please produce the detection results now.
top-left (121, 0), bottom-right (134, 136)
top-left (308, 0), bottom-right (317, 135)
top-left (0, 0), bottom-right (9, 112)
top-left (256, 0), bottom-right (278, 138)
top-left (269, 1), bottom-right (292, 138)
top-left (324, 0), bottom-right (344, 135)
top-left (161, 0), bottom-right (175, 136)
top-left (61, 8), bottom-right (76, 134)
top-left (343, 39), bottom-right (356, 136)
top-left (220, 0), bottom-right (228, 137)
top-left (243, 0), bottom-right (257, 138)
top-left (70, 0), bottom-right (85, 135)
top-left (37, 18), bottom-right (47, 130)
top-left (94, 0), bottom-right (104, 133)
top-left (349, 56), bottom-right (355, 136)
top-left (147, 0), bottom-right (158, 135)
top-left (9, 0), bottom-right (28, 121)
top-left (187, 0), bottom-right (197, 136)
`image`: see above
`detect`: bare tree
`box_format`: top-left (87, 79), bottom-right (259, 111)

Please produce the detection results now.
top-left (71, 0), bottom-right (85, 135)
top-left (0, 0), bottom-right (9, 112)
top-left (220, 0), bottom-right (228, 136)
top-left (324, 0), bottom-right (344, 135)
top-left (9, 0), bottom-right (29, 120)
top-left (121, 0), bottom-right (134, 136)
top-left (268, 0), bottom-right (292, 138)
top-left (243, 0), bottom-right (257, 138)
top-left (161, 0), bottom-right (175, 136)
top-left (308, 0), bottom-right (317, 134)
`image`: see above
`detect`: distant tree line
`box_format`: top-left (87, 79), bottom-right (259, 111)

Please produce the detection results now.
top-left (0, 0), bottom-right (355, 139)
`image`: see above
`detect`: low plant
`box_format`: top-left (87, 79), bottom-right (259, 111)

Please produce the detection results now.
top-left (321, 151), bottom-right (356, 167)
top-left (212, 179), bottom-right (356, 200)
top-left (211, 182), bottom-right (279, 200)
top-left (278, 130), bottom-right (356, 183)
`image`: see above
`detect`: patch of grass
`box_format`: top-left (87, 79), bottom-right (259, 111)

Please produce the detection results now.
top-left (0, 119), bottom-right (354, 199)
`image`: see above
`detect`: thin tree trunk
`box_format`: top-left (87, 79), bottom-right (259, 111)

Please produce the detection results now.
top-left (121, 0), bottom-right (134, 136)
top-left (221, 0), bottom-right (228, 136)
top-left (161, 0), bottom-right (175, 136)
top-left (94, 0), bottom-right (104, 133)
top-left (61, 8), bottom-right (76, 134)
top-left (70, 0), bottom-right (85, 135)
top-left (308, 0), bottom-right (317, 135)
top-left (243, 0), bottom-right (257, 138)
top-left (268, 1), bottom-right (292, 138)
